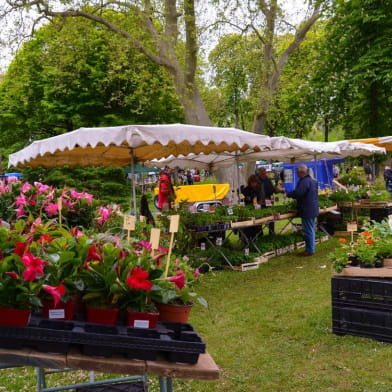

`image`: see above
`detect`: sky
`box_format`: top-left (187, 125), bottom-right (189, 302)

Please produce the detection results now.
top-left (0, 0), bottom-right (308, 73)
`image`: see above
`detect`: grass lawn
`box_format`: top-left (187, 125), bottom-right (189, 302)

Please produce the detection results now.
top-left (2, 239), bottom-right (392, 391)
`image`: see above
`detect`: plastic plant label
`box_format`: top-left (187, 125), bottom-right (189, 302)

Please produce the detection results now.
top-left (169, 214), bottom-right (180, 233)
top-left (245, 248), bottom-right (250, 256)
top-left (134, 320), bottom-right (150, 328)
top-left (201, 242), bottom-right (206, 251)
top-left (49, 309), bottom-right (65, 319)
top-left (57, 198), bottom-right (63, 211)
top-left (227, 207), bottom-right (233, 215)
top-left (139, 215), bottom-right (145, 223)
top-left (203, 204), bottom-right (209, 212)
top-left (265, 199), bottom-right (272, 207)
top-left (347, 222), bottom-right (358, 232)
top-left (123, 215), bottom-right (136, 230)
top-left (254, 204), bottom-right (261, 209)
top-left (216, 237), bottom-right (223, 246)
top-left (150, 228), bottom-right (161, 250)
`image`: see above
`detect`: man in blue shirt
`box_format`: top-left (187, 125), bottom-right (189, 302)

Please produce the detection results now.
top-left (287, 164), bottom-right (319, 256)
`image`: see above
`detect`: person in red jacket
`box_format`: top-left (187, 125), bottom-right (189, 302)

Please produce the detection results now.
top-left (158, 166), bottom-right (175, 210)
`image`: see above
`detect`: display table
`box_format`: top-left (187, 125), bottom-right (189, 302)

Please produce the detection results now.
top-left (0, 347), bottom-right (219, 392)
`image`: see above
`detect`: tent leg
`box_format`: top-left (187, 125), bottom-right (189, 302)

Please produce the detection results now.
top-left (131, 149), bottom-right (137, 216)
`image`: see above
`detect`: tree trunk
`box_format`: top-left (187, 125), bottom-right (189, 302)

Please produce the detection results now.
top-left (324, 117), bottom-right (329, 142)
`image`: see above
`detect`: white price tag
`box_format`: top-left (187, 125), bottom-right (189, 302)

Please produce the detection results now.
top-left (57, 198), bottom-right (63, 211)
top-left (245, 248), bottom-right (250, 256)
top-left (255, 204), bottom-right (261, 209)
top-left (227, 207), bottom-right (233, 216)
top-left (150, 228), bottom-right (161, 250)
top-left (201, 242), bottom-right (206, 251)
top-left (216, 237), bottom-right (223, 246)
top-left (169, 215), bottom-right (180, 233)
top-left (134, 320), bottom-right (150, 328)
top-left (265, 199), bottom-right (272, 207)
top-left (123, 215), bottom-right (136, 230)
top-left (49, 309), bottom-right (65, 319)
top-left (347, 222), bottom-right (358, 232)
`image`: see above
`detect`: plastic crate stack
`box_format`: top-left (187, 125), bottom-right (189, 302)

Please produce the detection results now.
top-left (332, 276), bottom-right (392, 343)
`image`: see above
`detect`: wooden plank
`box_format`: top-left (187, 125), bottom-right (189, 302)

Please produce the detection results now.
top-left (253, 216), bottom-right (274, 225)
top-left (319, 205), bottom-right (338, 214)
top-left (230, 219), bottom-right (255, 229)
top-left (0, 348), bottom-right (66, 369)
top-left (335, 266), bottom-right (392, 278)
top-left (146, 352), bottom-right (220, 380)
top-left (66, 348), bottom-right (146, 375)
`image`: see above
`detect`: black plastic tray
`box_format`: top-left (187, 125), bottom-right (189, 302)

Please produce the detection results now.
top-left (0, 318), bottom-right (205, 364)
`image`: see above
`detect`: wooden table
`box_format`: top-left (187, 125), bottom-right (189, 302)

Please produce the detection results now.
top-left (0, 347), bottom-right (219, 392)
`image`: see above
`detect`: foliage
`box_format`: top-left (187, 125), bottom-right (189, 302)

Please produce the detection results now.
top-left (366, 189), bottom-right (391, 202)
top-left (0, 17), bottom-right (183, 154)
top-left (309, 0), bottom-right (392, 139)
top-left (328, 190), bottom-right (364, 203)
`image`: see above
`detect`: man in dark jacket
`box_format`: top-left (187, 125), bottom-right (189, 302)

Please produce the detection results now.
top-left (287, 164), bottom-right (319, 256)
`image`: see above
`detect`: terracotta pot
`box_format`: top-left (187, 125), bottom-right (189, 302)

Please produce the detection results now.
top-left (86, 306), bottom-right (119, 325)
top-left (127, 310), bottom-right (160, 328)
top-left (42, 300), bottom-right (76, 321)
top-left (0, 307), bottom-right (31, 326)
top-left (155, 303), bottom-right (193, 323)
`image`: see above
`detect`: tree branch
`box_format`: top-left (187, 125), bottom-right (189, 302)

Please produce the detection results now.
top-left (271, 4), bottom-right (321, 91)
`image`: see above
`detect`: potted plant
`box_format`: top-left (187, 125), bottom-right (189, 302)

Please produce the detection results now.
top-left (0, 222), bottom-right (66, 326)
top-left (79, 238), bottom-right (125, 324)
top-left (152, 255), bottom-right (208, 323)
top-left (353, 231), bottom-right (383, 268)
top-left (117, 242), bottom-right (166, 328)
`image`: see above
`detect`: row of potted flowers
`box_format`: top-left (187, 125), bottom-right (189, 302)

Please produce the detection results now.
top-left (0, 218), bottom-right (206, 327)
top-left (329, 219), bottom-right (392, 273)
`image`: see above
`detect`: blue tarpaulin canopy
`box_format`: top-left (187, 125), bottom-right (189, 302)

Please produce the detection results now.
top-left (283, 158), bottom-right (345, 192)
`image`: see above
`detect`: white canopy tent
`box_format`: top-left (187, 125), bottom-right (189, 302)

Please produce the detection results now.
top-left (8, 123), bottom-right (273, 212)
top-left (145, 136), bottom-right (385, 191)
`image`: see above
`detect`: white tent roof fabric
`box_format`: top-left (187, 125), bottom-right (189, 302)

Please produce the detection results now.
top-left (8, 124), bottom-right (273, 168)
top-left (8, 123), bottom-right (385, 169)
top-left (145, 136), bottom-right (385, 169)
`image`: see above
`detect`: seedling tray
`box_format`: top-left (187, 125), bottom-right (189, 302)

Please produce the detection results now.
top-left (0, 318), bottom-right (206, 364)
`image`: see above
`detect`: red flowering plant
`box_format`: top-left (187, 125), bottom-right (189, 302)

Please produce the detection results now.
top-left (116, 241), bottom-right (166, 312)
top-left (151, 254), bottom-right (208, 308)
top-left (352, 230), bottom-right (379, 267)
top-left (0, 221), bottom-right (66, 310)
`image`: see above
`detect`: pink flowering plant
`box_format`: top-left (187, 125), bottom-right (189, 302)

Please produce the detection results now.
top-left (0, 178), bottom-right (122, 230)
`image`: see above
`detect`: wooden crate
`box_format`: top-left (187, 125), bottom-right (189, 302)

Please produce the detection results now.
top-left (335, 266), bottom-right (392, 278)
top-left (333, 231), bottom-right (355, 237)
top-left (359, 200), bottom-right (392, 208)
top-left (295, 241), bottom-right (305, 249)
top-left (234, 256), bottom-right (268, 272)
top-left (262, 250), bottom-right (276, 260)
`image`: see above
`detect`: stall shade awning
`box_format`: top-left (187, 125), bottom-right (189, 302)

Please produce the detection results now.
top-left (348, 137), bottom-right (392, 151)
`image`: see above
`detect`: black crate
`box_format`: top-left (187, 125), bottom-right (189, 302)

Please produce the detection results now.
top-left (331, 276), bottom-right (392, 311)
top-left (332, 305), bottom-right (392, 343)
top-left (74, 381), bottom-right (147, 391)
top-left (370, 207), bottom-right (392, 222)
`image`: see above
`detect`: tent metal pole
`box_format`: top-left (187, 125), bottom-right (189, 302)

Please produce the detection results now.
top-left (236, 152), bottom-right (240, 204)
top-left (314, 154), bottom-right (318, 182)
top-left (130, 149), bottom-right (137, 215)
